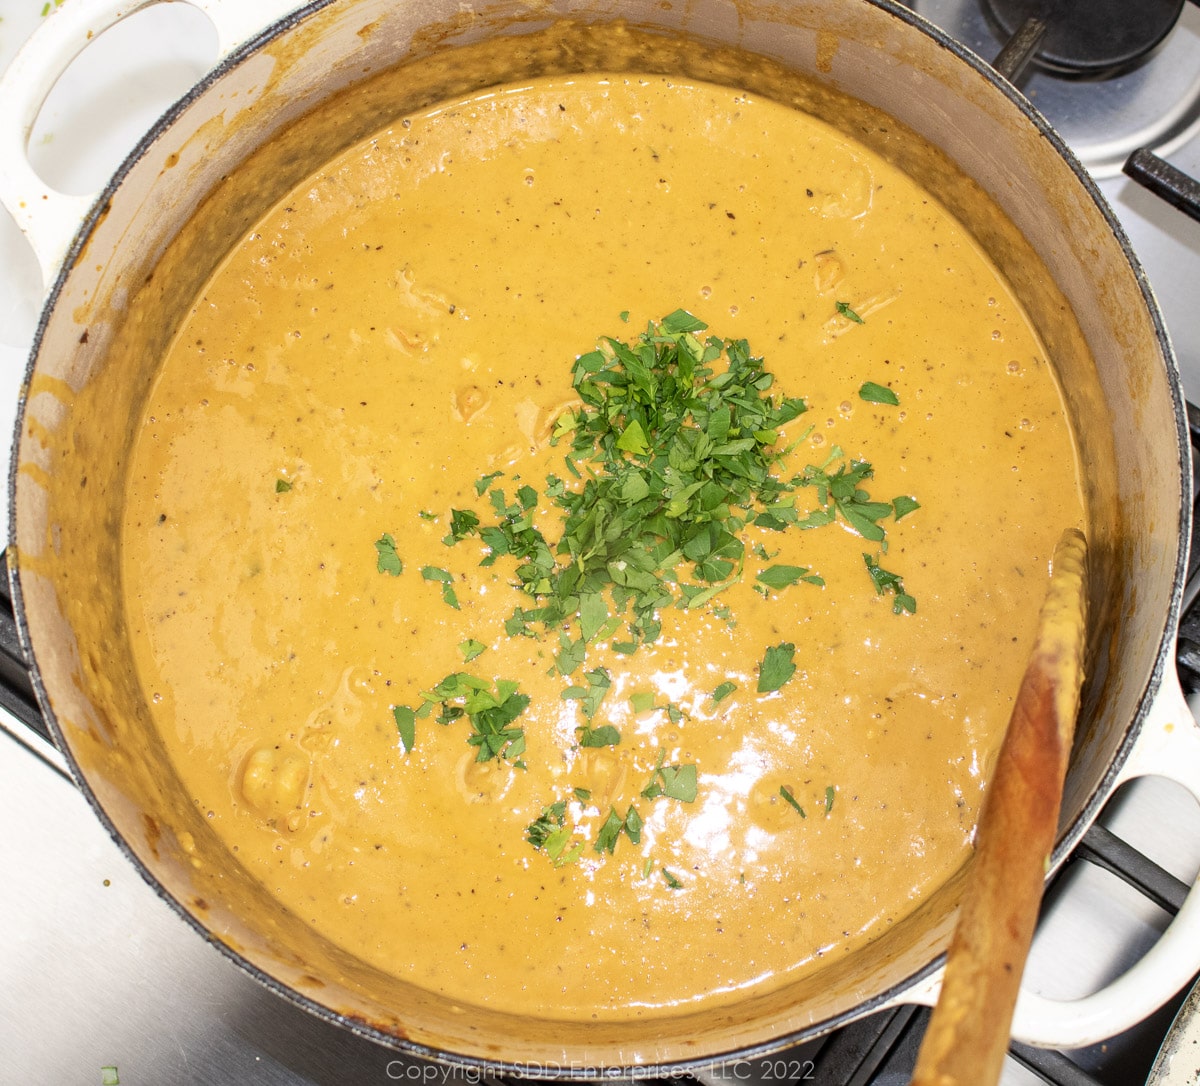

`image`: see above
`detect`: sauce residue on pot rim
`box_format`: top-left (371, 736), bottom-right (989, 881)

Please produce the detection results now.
top-left (120, 72), bottom-right (1084, 1019)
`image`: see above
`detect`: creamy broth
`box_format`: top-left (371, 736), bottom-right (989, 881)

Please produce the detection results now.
top-left (121, 74), bottom-right (1084, 1019)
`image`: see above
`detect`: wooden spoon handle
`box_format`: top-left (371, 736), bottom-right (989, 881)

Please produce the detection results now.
top-left (910, 527), bottom-right (1089, 1086)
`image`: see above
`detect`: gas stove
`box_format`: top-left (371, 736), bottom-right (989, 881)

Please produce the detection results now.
top-left (3, 2), bottom-right (1200, 1084)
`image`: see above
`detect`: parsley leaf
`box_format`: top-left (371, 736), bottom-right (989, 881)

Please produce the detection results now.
top-left (419, 673), bottom-right (531, 763)
top-left (443, 508), bottom-right (480, 545)
top-left (561, 666), bottom-right (613, 722)
top-left (755, 564), bottom-right (824, 591)
top-left (757, 642), bottom-right (797, 693)
top-left (779, 785), bottom-right (806, 817)
top-left (393, 705), bottom-right (416, 753)
top-left (474, 470), bottom-right (504, 496)
top-left (859, 381), bottom-right (899, 405)
top-left (642, 756), bottom-right (698, 802)
top-left (863, 553), bottom-right (917, 614)
top-left (629, 691), bottom-right (657, 714)
top-left (578, 724), bottom-right (621, 748)
top-left (595, 805), bottom-right (642, 854)
top-left (526, 801), bottom-right (568, 848)
top-left (892, 495), bottom-right (920, 520)
top-left (798, 454), bottom-right (893, 543)
top-left (525, 801), bottom-right (584, 867)
top-left (463, 313), bottom-right (811, 666)
top-left (836, 301), bottom-right (865, 324)
top-left (275, 478), bottom-right (293, 493)
top-left (710, 681), bottom-right (737, 705)
top-left (458, 638), bottom-right (486, 663)
top-left (375, 533), bottom-right (402, 576)
top-left (421, 565), bottom-right (460, 609)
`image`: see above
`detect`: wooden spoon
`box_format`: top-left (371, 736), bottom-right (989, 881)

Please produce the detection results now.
top-left (910, 526), bottom-right (1089, 1086)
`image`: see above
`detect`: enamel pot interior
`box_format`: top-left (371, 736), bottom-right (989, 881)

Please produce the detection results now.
top-left (9, 0), bottom-right (1187, 1071)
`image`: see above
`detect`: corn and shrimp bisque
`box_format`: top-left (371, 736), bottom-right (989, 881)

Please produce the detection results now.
top-left (120, 73), bottom-right (1085, 1021)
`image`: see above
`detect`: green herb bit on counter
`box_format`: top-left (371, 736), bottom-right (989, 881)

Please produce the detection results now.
top-left (375, 533), bottom-right (403, 576)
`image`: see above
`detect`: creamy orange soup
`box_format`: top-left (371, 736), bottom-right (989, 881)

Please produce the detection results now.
top-left (120, 74), bottom-right (1083, 1020)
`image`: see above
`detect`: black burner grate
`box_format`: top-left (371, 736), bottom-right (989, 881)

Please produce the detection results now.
top-left (982, 0), bottom-right (1186, 78)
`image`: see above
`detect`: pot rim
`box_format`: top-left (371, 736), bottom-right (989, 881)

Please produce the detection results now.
top-left (5, 0), bottom-right (1190, 1074)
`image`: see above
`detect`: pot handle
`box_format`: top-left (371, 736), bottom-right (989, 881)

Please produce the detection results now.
top-left (1007, 674), bottom-right (1200, 1048)
top-left (0, 0), bottom-right (302, 288)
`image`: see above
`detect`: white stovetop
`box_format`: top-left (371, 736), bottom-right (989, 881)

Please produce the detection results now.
top-left (2, 2), bottom-right (1200, 1084)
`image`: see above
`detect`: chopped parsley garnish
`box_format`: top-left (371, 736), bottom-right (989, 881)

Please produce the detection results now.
top-left (779, 785), bottom-right (806, 817)
top-left (627, 692), bottom-right (683, 722)
top-left (526, 801), bottom-right (567, 848)
top-left (710, 681), bottom-right (738, 706)
top-left (578, 724), bottom-right (621, 748)
top-left (757, 642), bottom-right (797, 693)
top-left (629, 691), bottom-right (656, 714)
top-left (525, 801), bottom-right (584, 866)
top-left (797, 450), bottom-right (895, 543)
top-left (375, 533), bottom-right (402, 576)
top-left (469, 311), bottom-right (810, 662)
top-left (404, 674), bottom-right (530, 763)
top-left (275, 478), bottom-right (293, 493)
top-left (421, 565), bottom-right (460, 609)
top-left (642, 749), bottom-right (698, 802)
top-left (443, 508), bottom-right (480, 545)
top-left (561, 666), bottom-right (613, 723)
top-left (393, 705), bottom-right (416, 753)
top-left (755, 564), bottom-right (824, 591)
top-left (595, 805), bottom-right (642, 853)
top-left (374, 312), bottom-right (921, 874)
top-left (863, 553), bottom-right (917, 614)
top-left (458, 638), bottom-right (486, 662)
top-left (474, 470), bottom-right (504, 496)
top-left (858, 381), bottom-right (898, 405)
